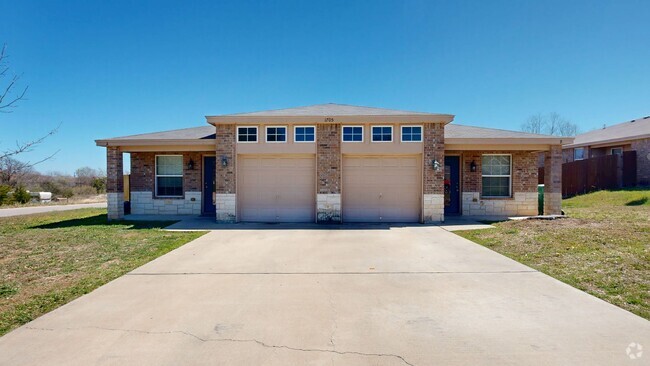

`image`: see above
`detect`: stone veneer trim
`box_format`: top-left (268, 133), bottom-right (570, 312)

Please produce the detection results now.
top-left (462, 192), bottom-right (538, 216)
top-left (130, 191), bottom-right (201, 215)
top-left (216, 193), bottom-right (236, 223)
top-left (317, 193), bottom-right (341, 223)
top-left (107, 193), bottom-right (124, 220)
top-left (423, 194), bottom-right (444, 223)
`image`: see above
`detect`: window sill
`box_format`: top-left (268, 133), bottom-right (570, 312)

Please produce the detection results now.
top-left (480, 196), bottom-right (513, 200)
top-left (154, 196), bottom-right (185, 200)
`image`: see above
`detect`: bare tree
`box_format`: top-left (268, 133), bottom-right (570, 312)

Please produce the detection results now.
top-left (0, 43), bottom-right (59, 167)
top-left (0, 156), bottom-right (34, 186)
top-left (521, 113), bottom-right (545, 134)
top-left (521, 112), bottom-right (578, 137)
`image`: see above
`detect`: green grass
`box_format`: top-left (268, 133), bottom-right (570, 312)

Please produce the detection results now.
top-left (456, 188), bottom-right (650, 319)
top-left (0, 208), bottom-right (205, 335)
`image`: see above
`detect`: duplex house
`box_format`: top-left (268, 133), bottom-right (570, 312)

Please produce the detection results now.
top-left (96, 104), bottom-right (569, 223)
top-left (562, 116), bottom-right (650, 185)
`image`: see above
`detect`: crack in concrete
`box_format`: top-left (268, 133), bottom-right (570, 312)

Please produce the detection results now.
top-left (24, 325), bottom-right (415, 366)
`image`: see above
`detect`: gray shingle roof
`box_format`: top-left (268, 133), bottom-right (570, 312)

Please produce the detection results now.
top-left (98, 126), bottom-right (215, 141)
top-left (445, 124), bottom-right (558, 139)
top-left (567, 116), bottom-right (650, 147)
top-left (211, 103), bottom-right (442, 117)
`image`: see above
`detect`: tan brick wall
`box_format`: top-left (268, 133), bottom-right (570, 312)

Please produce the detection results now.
top-left (544, 145), bottom-right (562, 214)
top-left (317, 123), bottom-right (341, 194)
top-left (106, 146), bottom-right (123, 193)
top-left (423, 123), bottom-right (445, 194)
top-left (631, 138), bottom-right (650, 185)
top-left (130, 152), bottom-right (203, 193)
top-left (215, 125), bottom-right (236, 194)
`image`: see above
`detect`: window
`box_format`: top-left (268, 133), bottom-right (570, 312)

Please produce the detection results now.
top-left (237, 127), bottom-right (258, 143)
top-left (294, 126), bottom-right (315, 142)
top-left (371, 126), bottom-right (393, 142)
top-left (266, 126), bottom-right (287, 143)
top-left (610, 147), bottom-right (623, 156)
top-left (481, 155), bottom-right (511, 197)
top-left (401, 125), bottom-right (422, 142)
top-left (156, 155), bottom-right (183, 197)
top-left (574, 147), bottom-right (585, 160)
top-left (342, 126), bottom-right (363, 142)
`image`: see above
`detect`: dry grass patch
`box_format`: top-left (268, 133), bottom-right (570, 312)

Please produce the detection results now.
top-left (456, 188), bottom-right (650, 320)
top-left (0, 208), bottom-right (205, 335)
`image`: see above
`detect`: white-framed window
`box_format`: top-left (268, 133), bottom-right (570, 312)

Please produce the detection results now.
top-left (371, 125), bottom-right (393, 142)
top-left (610, 147), bottom-right (623, 156)
top-left (342, 126), bottom-right (363, 142)
top-left (265, 126), bottom-right (287, 143)
top-left (155, 155), bottom-right (183, 197)
top-left (237, 126), bottom-right (258, 143)
top-left (481, 154), bottom-right (511, 198)
top-left (401, 125), bottom-right (422, 142)
top-left (573, 147), bottom-right (585, 160)
top-left (294, 126), bottom-right (315, 142)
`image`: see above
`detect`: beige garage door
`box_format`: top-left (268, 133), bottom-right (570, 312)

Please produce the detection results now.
top-left (239, 156), bottom-right (315, 223)
top-left (343, 156), bottom-right (421, 222)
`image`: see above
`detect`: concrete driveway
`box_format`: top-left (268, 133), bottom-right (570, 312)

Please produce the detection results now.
top-left (0, 225), bottom-right (648, 365)
top-left (0, 202), bottom-right (106, 217)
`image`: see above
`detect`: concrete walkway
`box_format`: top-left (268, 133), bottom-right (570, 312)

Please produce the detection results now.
top-left (0, 226), bottom-right (648, 365)
top-left (0, 202), bottom-right (106, 217)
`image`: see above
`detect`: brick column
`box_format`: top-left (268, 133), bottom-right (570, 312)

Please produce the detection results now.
top-left (544, 145), bottom-right (562, 215)
top-left (215, 124), bottom-right (236, 222)
top-left (423, 123), bottom-right (445, 223)
top-left (106, 146), bottom-right (124, 220)
top-left (316, 123), bottom-right (341, 223)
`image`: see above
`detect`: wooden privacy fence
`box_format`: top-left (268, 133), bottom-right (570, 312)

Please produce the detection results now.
top-left (538, 151), bottom-right (637, 198)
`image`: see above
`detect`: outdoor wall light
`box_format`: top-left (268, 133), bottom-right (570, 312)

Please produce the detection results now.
top-left (431, 159), bottom-right (441, 171)
top-left (470, 160), bottom-right (477, 172)
top-left (221, 155), bottom-right (228, 167)
top-left (187, 159), bottom-right (195, 170)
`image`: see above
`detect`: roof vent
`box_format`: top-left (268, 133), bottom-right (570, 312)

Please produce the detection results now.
top-left (602, 124), bottom-right (606, 129)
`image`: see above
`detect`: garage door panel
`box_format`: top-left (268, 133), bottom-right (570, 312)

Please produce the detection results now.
top-left (343, 156), bottom-right (420, 223)
top-left (239, 156), bottom-right (315, 223)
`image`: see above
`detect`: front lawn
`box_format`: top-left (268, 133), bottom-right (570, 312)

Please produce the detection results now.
top-left (455, 189), bottom-right (650, 319)
top-left (0, 209), bottom-right (205, 335)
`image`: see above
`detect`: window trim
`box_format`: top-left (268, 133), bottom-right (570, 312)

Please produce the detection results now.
top-left (237, 126), bottom-right (259, 144)
top-left (293, 125), bottom-right (316, 143)
top-left (265, 125), bottom-right (288, 144)
top-left (610, 147), bottom-right (623, 156)
top-left (155, 154), bottom-right (184, 198)
top-left (573, 147), bottom-right (586, 161)
top-left (481, 153), bottom-right (512, 198)
top-left (341, 125), bottom-right (364, 143)
top-left (371, 125), bottom-right (393, 143)
top-left (400, 125), bottom-right (423, 142)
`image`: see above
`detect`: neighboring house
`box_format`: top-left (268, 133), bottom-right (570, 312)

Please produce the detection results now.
top-left (562, 116), bottom-right (650, 185)
top-left (96, 103), bottom-right (569, 223)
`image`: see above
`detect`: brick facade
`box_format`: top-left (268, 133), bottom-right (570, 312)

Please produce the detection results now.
top-left (423, 123), bottom-right (445, 194)
top-left (459, 151), bottom-right (538, 194)
top-left (316, 124), bottom-right (342, 222)
top-left (130, 152), bottom-right (203, 193)
top-left (215, 125), bottom-right (236, 194)
top-left (106, 146), bottom-right (124, 220)
top-left (544, 145), bottom-right (563, 215)
top-left (316, 124), bottom-right (341, 194)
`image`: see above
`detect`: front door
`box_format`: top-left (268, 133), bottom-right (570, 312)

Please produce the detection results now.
top-left (203, 156), bottom-right (216, 215)
top-left (444, 156), bottom-right (460, 215)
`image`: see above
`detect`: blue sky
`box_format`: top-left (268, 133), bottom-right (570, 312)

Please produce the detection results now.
top-left (2, 0), bottom-right (649, 174)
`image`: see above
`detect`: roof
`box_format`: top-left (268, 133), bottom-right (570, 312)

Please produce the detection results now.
top-left (445, 124), bottom-right (570, 146)
top-left (206, 103), bottom-right (454, 124)
top-left (96, 122), bottom-right (569, 147)
top-left (95, 126), bottom-right (215, 146)
top-left (565, 116), bottom-right (650, 148)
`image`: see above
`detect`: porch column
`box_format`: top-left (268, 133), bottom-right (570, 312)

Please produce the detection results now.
top-left (544, 145), bottom-right (562, 215)
top-left (316, 123), bottom-right (341, 223)
top-left (106, 146), bottom-right (124, 220)
top-left (215, 124), bottom-right (236, 223)
top-left (423, 123), bottom-right (445, 223)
